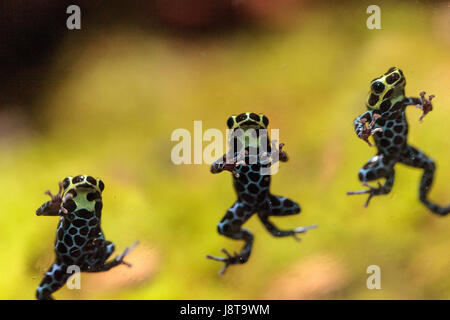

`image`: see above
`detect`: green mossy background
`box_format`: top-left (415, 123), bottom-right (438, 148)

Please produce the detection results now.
top-left (0, 1), bottom-right (449, 299)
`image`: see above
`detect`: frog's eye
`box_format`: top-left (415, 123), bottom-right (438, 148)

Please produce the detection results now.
top-left (72, 175), bottom-right (84, 184)
top-left (86, 176), bottom-right (97, 185)
top-left (226, 117), bottom-right (234, 129)
top-left (98, 180), bottom-right (105, 192)
top-left (261, 115), bottom-right (269, 127)
top-left (371, 81), bottom-right (385, 94)
top-left (249, 113), bottom-right (260, 121)
top-left (62, 177), bottom-right (71, 189)
top-left (236, 113), bottom-right (247, 122)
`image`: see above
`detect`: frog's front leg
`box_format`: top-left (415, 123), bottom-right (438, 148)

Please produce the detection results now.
top-left (353, 111), bottom-right (383, 147)
top-left (36, 262), bottom-right (70, 300)
top-left (347, 154), bottom-right (396, 207)
top-left (36, 181), bottom-right (73, 216)
top-left (405, 92), bottom-right (435, 121)
top-left (262, 141), bottom-right (288, 164)
top-left (206, 202), bottom-right (254, 275)
top-left (257, 195), bottom-right (316, 241)
top-left (83, 240), bottom-right (138, 272)
top-left (210, 152), bottom-right (245, 178)
top-left (403, 92), bottom-right (435, 121)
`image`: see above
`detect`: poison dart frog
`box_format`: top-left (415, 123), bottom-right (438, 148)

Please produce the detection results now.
top-left (35, 175), bottom-right (138, 299)
top-left (348, 67), bottom-right (449, 216)
top-left (207, 113), bottom-right (317, 274)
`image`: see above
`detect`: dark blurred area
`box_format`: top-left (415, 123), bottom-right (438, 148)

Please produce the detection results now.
top-left (0, 0), bottom-right (306, 108)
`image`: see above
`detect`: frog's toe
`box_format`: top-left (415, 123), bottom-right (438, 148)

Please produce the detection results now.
top-left (347, 189), bottom-right (371, 195)
top-left (206, 255), bottom-right (231, 275)
top-left (347, 187), bottom-right (376, 207)
top-left (115, 241), bottom-right (139, 266)
top-left (291, 224), bottom-right (317, 241)
top-left (364, 193), bottom-right (375, 208)
top-left (206, 254), bottom-right (227, 262)
top-left (206, 249), bottom-right (243, 275)
top-left (294, 224), bottom-right (317, 233)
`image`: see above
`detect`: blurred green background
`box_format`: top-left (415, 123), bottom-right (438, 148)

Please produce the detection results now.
top-left (0, 0), bottom-right (449, 299)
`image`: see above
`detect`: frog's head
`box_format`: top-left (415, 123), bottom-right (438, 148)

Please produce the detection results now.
top-left (227, 112), bottom-right (269, 131)
top-left (226, 113), bottom-right (269, 150)
top-left (62, 175), bottom-right (104, 195)
top-left (366, 67), bottom-right (406, 112)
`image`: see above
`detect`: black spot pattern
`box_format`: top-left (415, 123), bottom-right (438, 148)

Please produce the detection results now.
top-left (372, 106), bottom-right (408, 156)
top-left (262, 115), bottom-right (269, 127)
top-left (87, 192), bottom-right (101, 201)
top-left (227, 117), bottom-right (234, 128)
top-left (236, 113), bottom-right (247, 122)
top-left (62, 178), bottom-right (70, 189)
top-left (67, 190), bottom-right (77, 198)
top-left (383, 89), bottom-right (394, 99)
top-left (72, 175), bottom-right (84, 184)
top-left (380, 100), bottom-right (391, 112)
top-left (63, 199), bottom-right (77, 213)
top-left (386, 72), bottom-right (400, 84)
top-left (86, 176), bottom-right (97, 185)
top-left (368, 94), bottom-right (379, 106)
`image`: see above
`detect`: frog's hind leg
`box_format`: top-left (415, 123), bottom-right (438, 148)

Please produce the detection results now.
top-left (347, 154), bottom-right (396, 207)
top-left (400, 145), bottom-right (450, 216)
top-left (36, 261), bottom-right (69, 300)
top-left (206, 202), bottom-right (254, 275)
top-left (81, 240), bottom-right (138, 272)
top-left (257, 195), bottom-right (317, 241)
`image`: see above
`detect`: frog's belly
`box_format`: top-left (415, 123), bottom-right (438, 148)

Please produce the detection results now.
top-left (373, 119), bottom-right (408, 156)
top-left (54, 216), bottom-right (101, 265)
top-left (233, 169), bottom-right (270, 208)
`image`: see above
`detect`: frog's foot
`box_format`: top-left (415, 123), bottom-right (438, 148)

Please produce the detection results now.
top-left (114, 241), bottom-right (139, 267)
top-left (223, 164), bottom-right (243, 178)
top-left (275, 142), bottom-right (288, 162)
top-left (416, 91), bottom-right (435, 121)
top-left (261, 140), bottom-right (288, 164)
top-left (291, 224), bottom-right (318, 241)
top-left (223, 152), bottom-right (246, 178)
top-left (347, 182), bottom-right (384, 208)
top-left (359, 115), bottom-right (383, 147)
top-left (39, 182), bottom-right (67, 216)
top-left (206, 248), bottom-right (243, 275)
top-left (44, 181), bottom-right (65, 202)
top-left (85, 241), bottom-right (139, 272)
top-left (44, 190), bottom-right (58, 201)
